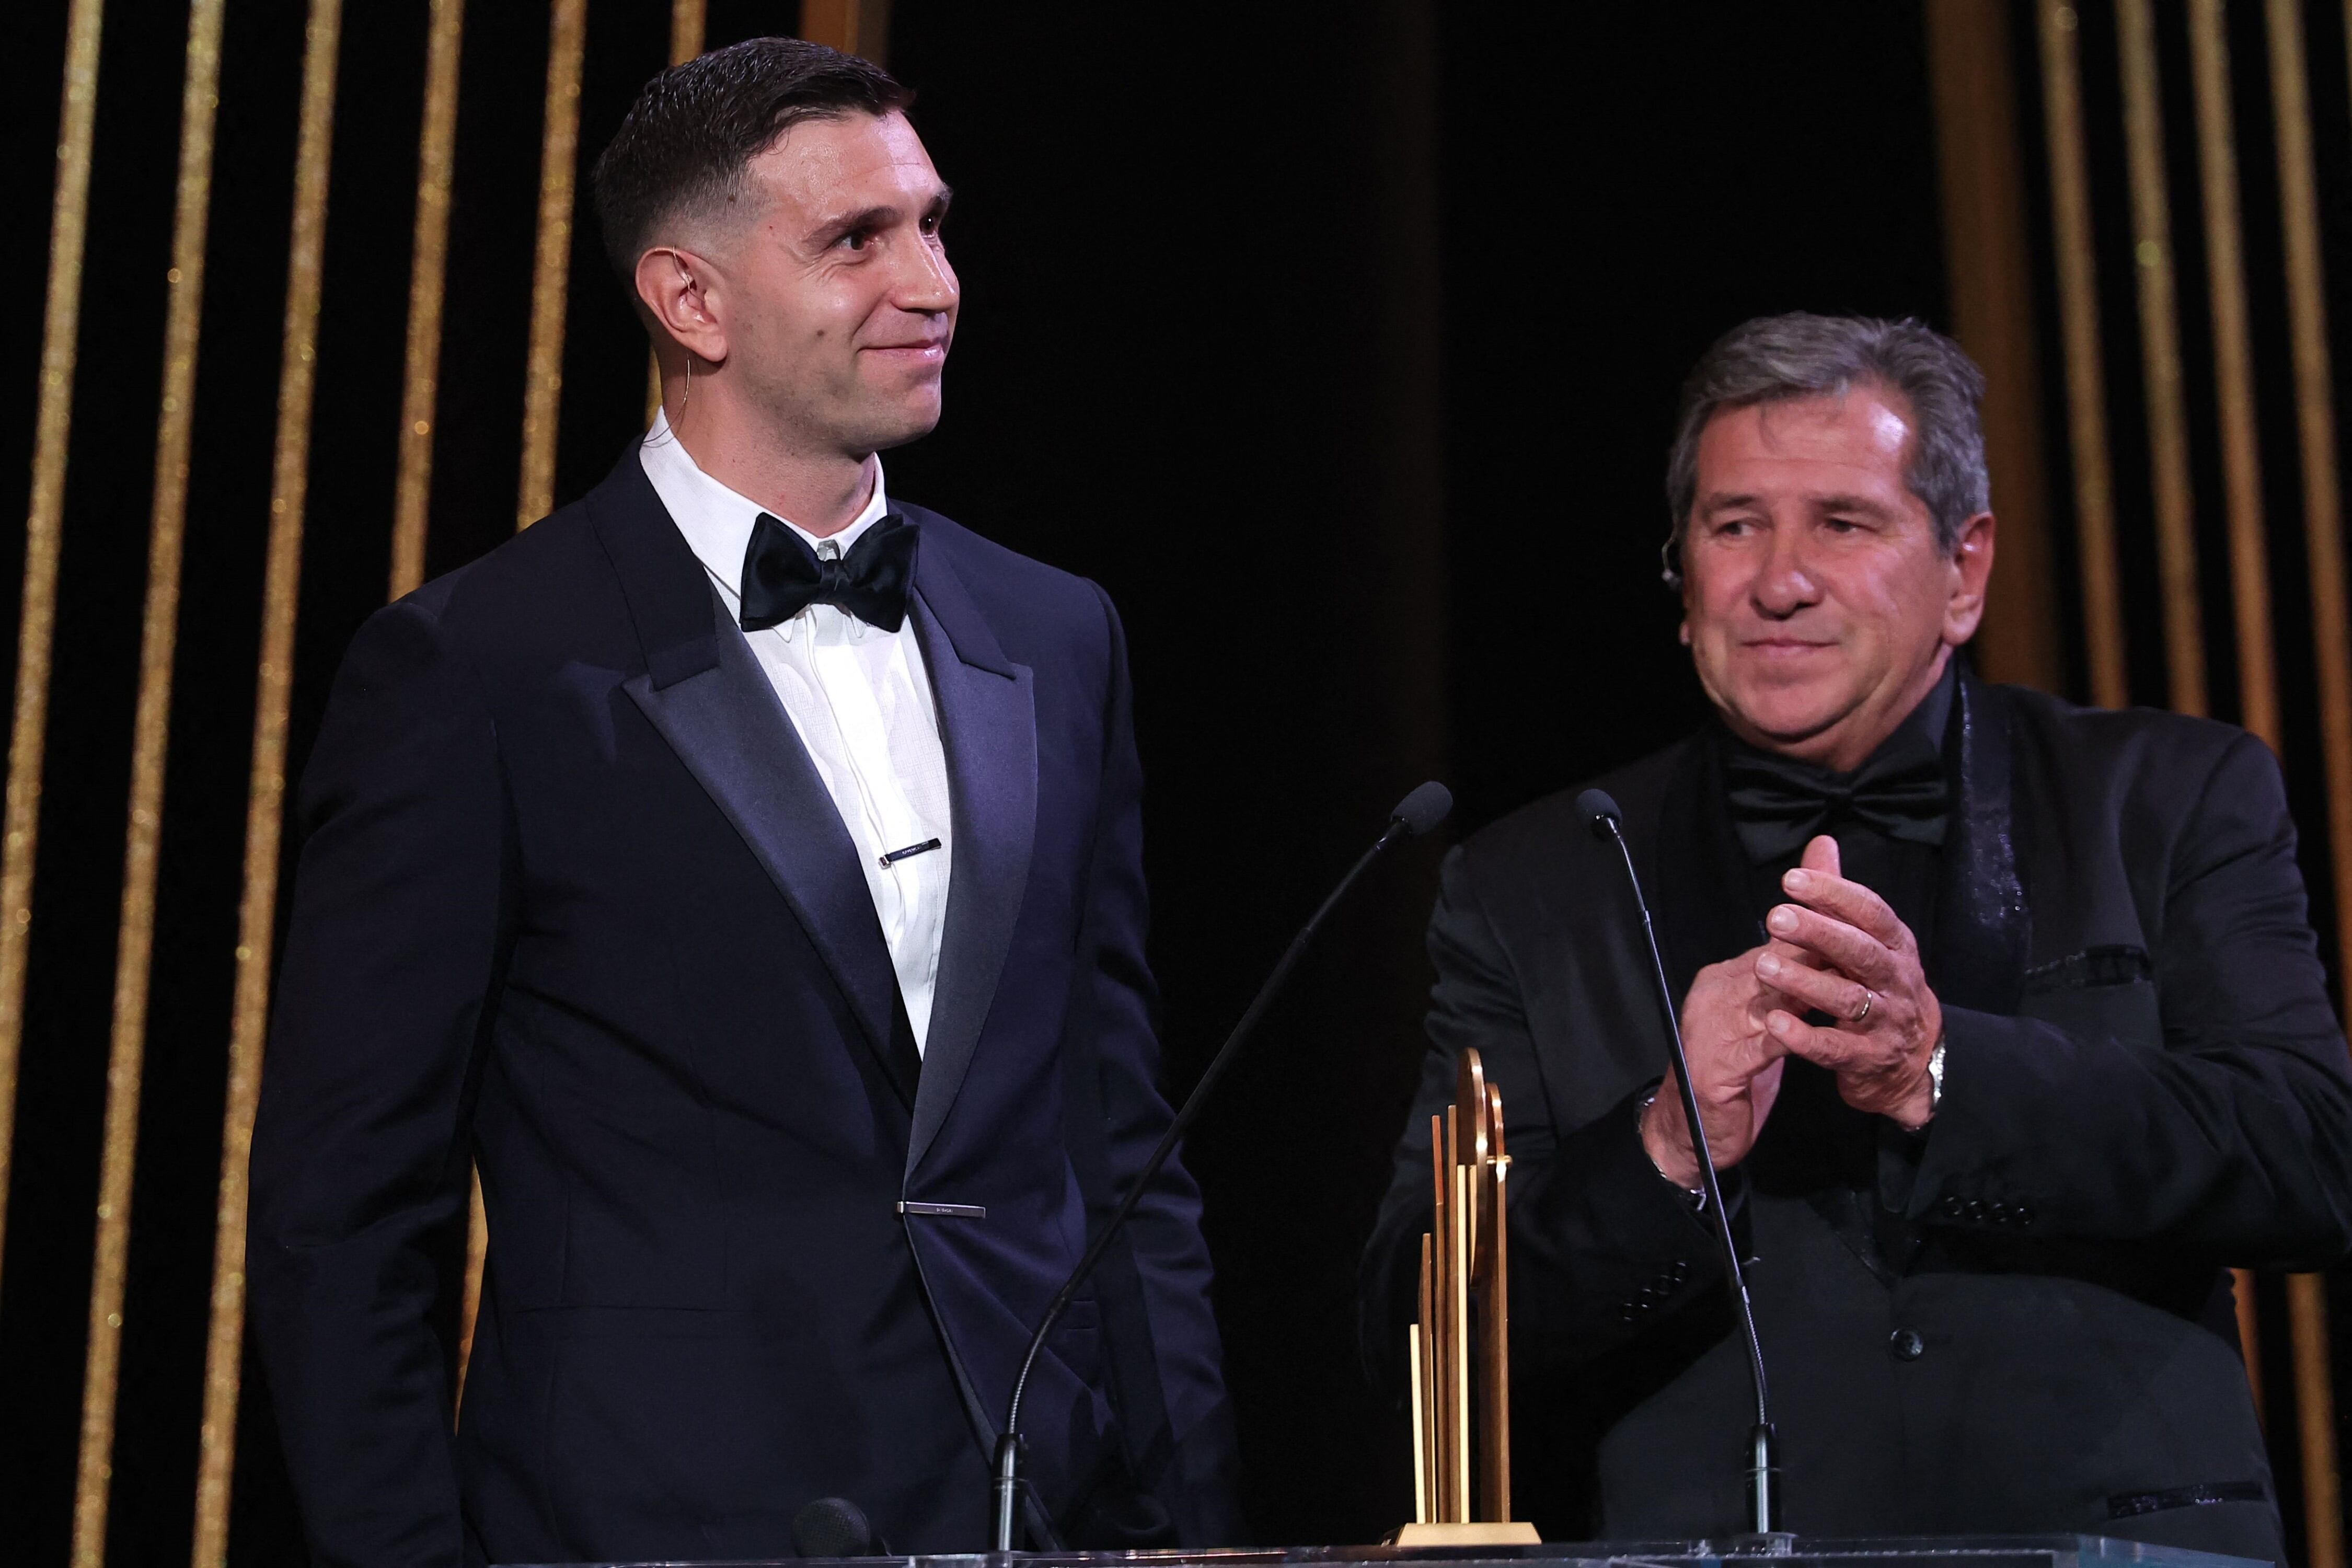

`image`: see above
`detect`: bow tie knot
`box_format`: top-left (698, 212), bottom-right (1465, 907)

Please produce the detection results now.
top-left (1723, 733), bottom-right (1950, 863)
top-left (740, 511), bottom-right (917, 633)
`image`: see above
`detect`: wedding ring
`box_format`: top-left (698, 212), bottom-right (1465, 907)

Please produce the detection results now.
top-left (1852, 990), bottom-right (1875, 1025)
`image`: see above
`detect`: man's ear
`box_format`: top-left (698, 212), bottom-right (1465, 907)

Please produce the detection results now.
top-left (1943, 511), bottom-right (1997, 645)
top-left (633, 245), bottom-right (727, 365)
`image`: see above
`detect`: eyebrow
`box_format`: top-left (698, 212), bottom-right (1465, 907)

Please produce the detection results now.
top-left (1808, 492), bottom-right (1898, 518)
top-left (1696, 490), bottom-right (1898, 518)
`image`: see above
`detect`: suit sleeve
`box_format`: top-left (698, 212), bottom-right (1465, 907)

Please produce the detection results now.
top-left (248, 598), bottom-right (515, 1568)
top-left (1068, 582), bottom-right (1242, 1544)
top-left (1361, 844), bottom-right (1726, 1394)
top-left (1910, 731), bottom-right (2352, 1266)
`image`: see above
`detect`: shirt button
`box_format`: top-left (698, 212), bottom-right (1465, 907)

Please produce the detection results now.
top-left (1889, 1327), bottom-right (1926, 1361)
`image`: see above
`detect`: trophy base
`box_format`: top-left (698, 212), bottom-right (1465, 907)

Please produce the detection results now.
top-left (1388, 1522), bottom-right (1543, 1546)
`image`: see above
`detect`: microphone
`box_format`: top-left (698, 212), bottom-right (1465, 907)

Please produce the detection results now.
top-left (792, 1496), bottom-right (890, 1557)
top-left (990, 781), bottom-right (1454, 1550)
top-left (1578, 788), bottom-right (1783, 1538)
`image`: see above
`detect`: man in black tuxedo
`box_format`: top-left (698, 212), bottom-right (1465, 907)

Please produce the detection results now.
top-left (1364, 314), bottom-right (2352, 1564)
top-left (250, 39), bottom-right (1238, 1566)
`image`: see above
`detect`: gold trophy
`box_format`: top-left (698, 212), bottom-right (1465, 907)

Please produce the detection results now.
top-left (1394, 1046), bottom-right (1540, 1545)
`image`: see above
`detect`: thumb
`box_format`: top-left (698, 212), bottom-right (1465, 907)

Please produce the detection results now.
top-left (1802, 833), bottom-right (1842, 879)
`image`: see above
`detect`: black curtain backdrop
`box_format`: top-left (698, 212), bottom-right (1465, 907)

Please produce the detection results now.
top-left (3, 2), bottom-right (2341, 1564)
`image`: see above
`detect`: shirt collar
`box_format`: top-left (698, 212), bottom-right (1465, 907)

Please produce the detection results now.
top-left (638, 408), bottom-right (892, 601)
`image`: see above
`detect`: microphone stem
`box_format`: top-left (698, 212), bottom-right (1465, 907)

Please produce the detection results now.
top-left (1602, 827), bottom-right (1778, 1534)
top-left (991, 818), bottom-right (1414, 1550)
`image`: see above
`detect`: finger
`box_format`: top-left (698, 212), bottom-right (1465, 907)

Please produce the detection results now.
top-left (1765, 1009), bottom-right (1868, 1068)
top-left (1800, 834), bottom-right (1842, 878)
top-left (1782, 863), bottom-right (1907, 948)
top-left (1763, 902), bottom-right (1898, 988)
top-left (1723, 1020), bottom-right (1791, 1078)
top-left (1754, 950), bottom-right (1871, 1020)
top-left (1761, 937), bottom-right (1828, 972)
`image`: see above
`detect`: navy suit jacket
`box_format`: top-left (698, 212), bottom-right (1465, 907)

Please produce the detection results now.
top-left (249, 455), bottom-right (1240, 1566)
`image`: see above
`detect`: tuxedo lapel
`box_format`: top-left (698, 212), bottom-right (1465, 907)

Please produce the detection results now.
top-left (904, 533), bottom-right (1037, 1177)
top-left (1929, 670), bottom-right (2030, 1014)
top-left (588, 459), bottom-right (915, 1106)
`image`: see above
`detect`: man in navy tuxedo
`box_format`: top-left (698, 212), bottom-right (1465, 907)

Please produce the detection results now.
top-left (250, 38), bottom-right (1238, 1566)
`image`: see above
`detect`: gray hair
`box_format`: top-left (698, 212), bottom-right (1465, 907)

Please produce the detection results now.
top-left (1661, 313), bottom-right (1989, 583)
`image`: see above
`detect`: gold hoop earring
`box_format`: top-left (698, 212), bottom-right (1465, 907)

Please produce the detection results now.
top-left (677, 354), bottom-right (693, 423)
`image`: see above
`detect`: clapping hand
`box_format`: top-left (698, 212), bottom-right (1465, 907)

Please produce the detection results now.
top-left (1750, 835), bottom-right (1942, 1131)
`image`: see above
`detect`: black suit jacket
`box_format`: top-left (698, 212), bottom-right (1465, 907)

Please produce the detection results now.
top-left (1364, 672), bottom-right (2352, 1563)
top-left (250, 456), bottom-right (1240, 1566)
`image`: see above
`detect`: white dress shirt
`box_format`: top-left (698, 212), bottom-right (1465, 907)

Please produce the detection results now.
top-left (639, 411), bottom-right (953, 1052)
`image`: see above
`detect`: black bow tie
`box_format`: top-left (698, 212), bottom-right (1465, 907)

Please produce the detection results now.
top-left (740, 512), bottom-right (918, 633)
top-left (1723, 732), bottom-right (1950, 863)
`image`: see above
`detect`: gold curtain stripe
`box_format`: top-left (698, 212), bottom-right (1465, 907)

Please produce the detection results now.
top-left (454, 1168), bottom-right (488, 1416)
top-left (2188, 0), bottom-right (2280, 750)
top-left (799, 0), bottom-right (892, 63)
top-left (2291, 1271), bottom-right (2344, 1568)
top-left (0, 0), bottom-right (106, 1294)
top-left (2115, 0), bottom-right (2207, 718)
top-left (192, 6), bottom-right (344, 1565)
top-left (672, 0), bottom-right (706, 63)
top-left (517, 0), bottom-right (587, 530)
top-left (390, 0), bottom-right (467, 602)
top-left (2267, 4), bottom-right (2351, 1566)
top-left (464, 0), bottom-right (592, 1397)
top-left (1922, 0), bottom-right (2064, 693)
top-left (68, 5), bottom-right (227, 1563)
top-left (2184, 0), bottom-right (2276, 1433)
top-left (2035, 0), bottom-right (2130, 709)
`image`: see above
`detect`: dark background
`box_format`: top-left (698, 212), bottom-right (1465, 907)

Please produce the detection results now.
top-left (1, 2), bottom-right (2348, 1564)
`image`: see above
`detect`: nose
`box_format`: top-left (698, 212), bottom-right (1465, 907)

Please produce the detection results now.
top-left (892, 234), bottom-right (958, 317)
top-left (1750, 526), bottom-right (1821, 619)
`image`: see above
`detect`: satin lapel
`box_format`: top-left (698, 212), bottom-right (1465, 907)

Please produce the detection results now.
top-left (904, 538), bottom-right (1037, 1177)
top-left (590, 462), bottom-right (911, 1104)
top-left (1929, 670), bottom-right (2030, 1013)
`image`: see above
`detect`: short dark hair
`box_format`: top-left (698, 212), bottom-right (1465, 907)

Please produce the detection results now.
top-left (591, 37), bottom-right (910, 282)
top-left (1661, 313), bottom-right (1990, 583)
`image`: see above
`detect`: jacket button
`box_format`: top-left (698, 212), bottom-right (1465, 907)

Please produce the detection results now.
top-left (1939, 1195), bottom-right (1965, 1220)
top-left (2014, 1203), bottom-right (2035, 1228)
top-left (1964, 1199), bottom-right (1987, 1222)
top-left (1889, 1327), bottom-right (1925, 1361)
top-left (1988, 1202), bottom-right (2011, 1226)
